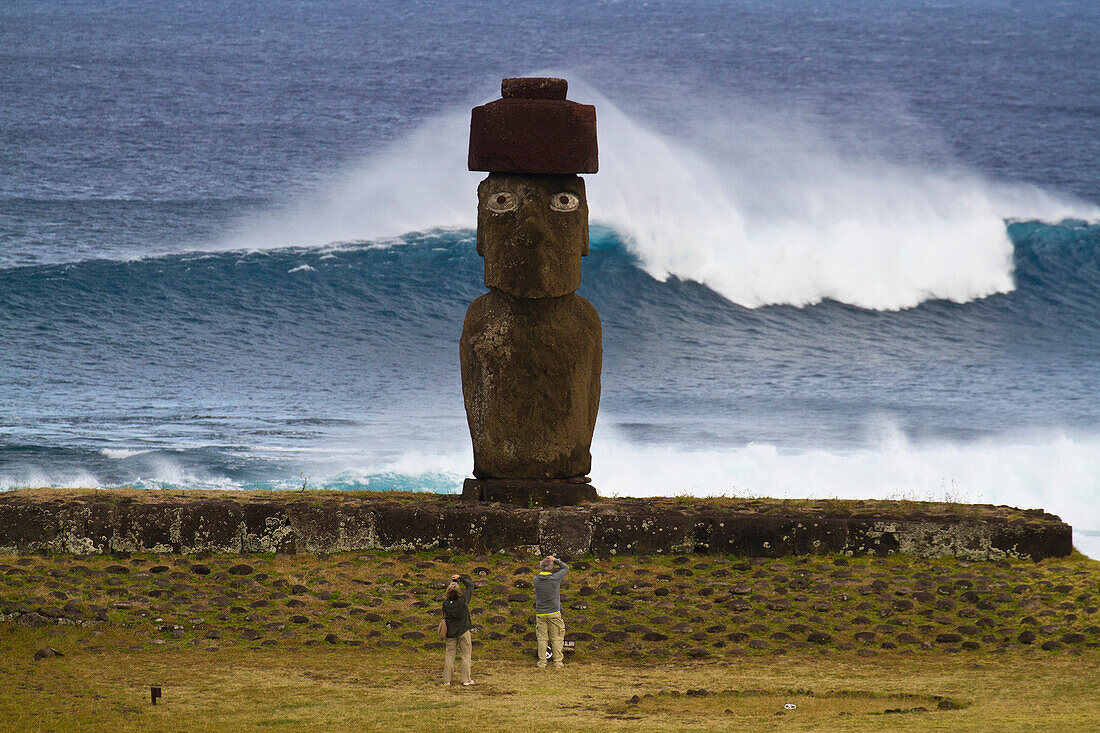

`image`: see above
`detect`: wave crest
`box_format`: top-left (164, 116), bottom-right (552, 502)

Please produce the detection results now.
top-left (219, 80), bottom-right (1099, 310)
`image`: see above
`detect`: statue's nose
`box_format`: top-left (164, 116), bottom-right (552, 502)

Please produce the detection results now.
top-left (515, 212), bottom-right (552, 249)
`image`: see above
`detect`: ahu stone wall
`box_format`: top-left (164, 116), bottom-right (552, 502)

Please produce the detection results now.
top-left (0, 490), bottom-right (1073, 561)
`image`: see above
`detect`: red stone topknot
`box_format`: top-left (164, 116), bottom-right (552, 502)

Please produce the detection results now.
top-left (469, 77), bottom-right (598, 175)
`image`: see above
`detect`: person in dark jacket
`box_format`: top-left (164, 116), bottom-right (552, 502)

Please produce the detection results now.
top-left (442, 573), bottom-right (474, 686)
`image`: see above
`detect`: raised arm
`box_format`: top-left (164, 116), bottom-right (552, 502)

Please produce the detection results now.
top-left (459, 574), bottom-right (473, 599)
top-left (552, 558), bottom-right (569, 579)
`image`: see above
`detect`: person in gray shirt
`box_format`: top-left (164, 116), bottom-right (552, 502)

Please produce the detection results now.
top-left (534, 555), bottom-right (569, 668)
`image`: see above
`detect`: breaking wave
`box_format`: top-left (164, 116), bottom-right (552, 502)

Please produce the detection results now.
top-left (215, 82), bottom-right (1100, 310)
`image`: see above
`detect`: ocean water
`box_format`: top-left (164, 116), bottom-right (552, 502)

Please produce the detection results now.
top-left (2, 1), bottom-right (1098, 555)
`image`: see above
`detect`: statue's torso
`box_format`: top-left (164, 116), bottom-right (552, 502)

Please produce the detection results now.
top-left (460, 289), bottom-right (601, 479)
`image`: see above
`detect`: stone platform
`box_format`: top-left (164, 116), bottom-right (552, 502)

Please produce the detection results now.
top-left (461, 478), bottom-right (598, 507)
top-left (0, 489), bottom-right (1073, 560)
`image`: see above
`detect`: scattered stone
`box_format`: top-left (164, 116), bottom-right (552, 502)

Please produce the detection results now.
top-left (33, 646), bottom-right (64, 661)
top-left (18, 612), bottom-right (48, 627)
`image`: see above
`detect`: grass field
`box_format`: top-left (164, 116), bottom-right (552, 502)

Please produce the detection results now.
top-left (3, 630), bottom-right (1098, 732)
top-left (2, 548), bottom-right (1098, 731)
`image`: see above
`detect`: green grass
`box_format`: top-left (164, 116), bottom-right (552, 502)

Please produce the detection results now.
top-left (1, 548), bottom-right (1098, 730)
top-left (0, 629), bottom-right (1097, 732)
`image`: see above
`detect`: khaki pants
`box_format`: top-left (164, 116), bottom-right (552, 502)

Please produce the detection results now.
top-left (444, 630), bottom-right (471, 684)
top-left (535, 611), bottom-right (566, 667)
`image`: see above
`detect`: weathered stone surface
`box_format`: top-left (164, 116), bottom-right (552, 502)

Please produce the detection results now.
top-left (437, 503), bottom-right (539, 552)
top-left (469, 80), bottom-right (597, 175)
top-left (33, 646), bottom-right (63, 661)
top-left (501, 77), bottom-right (568, 101)
top-left (846, 513), bottom-right (1073, 561)
top-left (588, 509), bottom-right (695, 556)
top-left (700, 514), bottom-right (848, 556)
top-left (461, 290), bottom-right (600, 480)
top-left (463, 479), bottom-right (597, 508)
top-left (283, 503), bottom-right (372, 554)
top-left (0, 490), bottom-right (1073, 560)
top-left (538, 509), bottom-right (593, 557)
top-left (19, 612), bottom-right (48, 627)
top-left (460, 79), bottom-right (602, 503)
top-left (475, 175), bottom-right (589, 298)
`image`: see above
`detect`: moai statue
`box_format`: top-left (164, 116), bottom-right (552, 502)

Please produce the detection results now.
top-left (460, 77), bottom-right (601, 506)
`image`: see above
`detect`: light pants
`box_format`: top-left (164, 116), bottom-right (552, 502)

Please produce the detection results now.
top-left (444, 630), bottom-right (472, 684)
top-left (535, 611), bottom-right (566, 667)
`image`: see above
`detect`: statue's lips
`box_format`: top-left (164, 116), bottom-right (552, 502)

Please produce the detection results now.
top-left (507, 235), bottom-right (546, 250)
top-left (501, 241), bottom-right (564, 259)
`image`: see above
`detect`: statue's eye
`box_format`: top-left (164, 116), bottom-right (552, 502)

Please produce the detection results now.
top-left (549, 192), bottom-right (580, 212)
top-left (486, 191), bottom-right (518, 213)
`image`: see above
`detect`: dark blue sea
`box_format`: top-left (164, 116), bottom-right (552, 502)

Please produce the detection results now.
top-left (2, 0), bottom-right (1098, 555)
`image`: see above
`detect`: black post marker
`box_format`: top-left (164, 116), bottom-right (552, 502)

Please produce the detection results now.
top-left (150, 685), bottom-right (162, 705)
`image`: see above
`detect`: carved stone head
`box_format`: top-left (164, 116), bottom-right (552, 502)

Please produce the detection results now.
top-left (476, 173), bottom-right (588, 298)
top-left (469, 77), bottom-right (598, 299)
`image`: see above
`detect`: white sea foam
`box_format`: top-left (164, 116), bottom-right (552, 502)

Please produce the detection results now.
top-left (6, 428), bottom-right (1096, 557)
top-left (0, 468), bottom-right (101, 491)
top-left (0, 453), bottom-right (239, 493)
top-left (218, 110), bottom-right (479, 252)
top-left (218, 78), bottom-right (1099, 310)
top-left (99, 448), bottom-right (150, 459)
top-left (587, 423), bottom-right (1100, 557)
top-left (290, 422), bottom-right (1100, 557)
